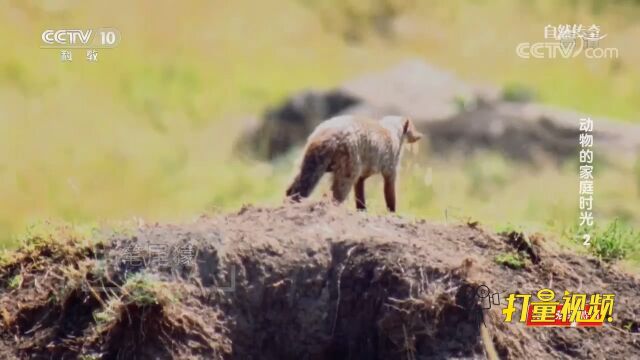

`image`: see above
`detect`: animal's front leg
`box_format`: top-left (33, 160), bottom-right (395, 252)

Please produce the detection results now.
top-left (383, 174), bottom-right (396, 212)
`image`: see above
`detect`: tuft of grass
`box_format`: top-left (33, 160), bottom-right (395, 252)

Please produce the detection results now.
top-left (589, 220), bottom-right (639, 262)
top-left (494, 252), bottom-right (526, 269)
top-left (8, 274), bottom-right (22, 290)
top-left (93, 273), bottom-right (177, 330)
top-left (0, 250), bottom-right (16, 268)
top-left (502, 82), bottom-right (536, 103)
top-left (122, 273), bottom-right (176, 307)
top-left (93, 297), bottom-right (121, 327)
top-left (18, 222), bottom-right (85, 254)
top-left (495, 223), bottom-right (522, 235)
top-left (453, 95), bottom-right (469, 112)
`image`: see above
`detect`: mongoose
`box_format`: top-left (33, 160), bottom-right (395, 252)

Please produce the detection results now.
top-left (285, 115), bottom-right (423, 212)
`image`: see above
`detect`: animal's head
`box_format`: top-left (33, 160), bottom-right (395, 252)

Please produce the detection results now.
top-left (402, 117), bottom-right (423, 143)
top-left (381, 116), bottom-right (423, 143)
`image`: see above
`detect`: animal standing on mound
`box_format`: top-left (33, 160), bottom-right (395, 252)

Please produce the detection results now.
top-left (286, 115), bottom-right (423, 212)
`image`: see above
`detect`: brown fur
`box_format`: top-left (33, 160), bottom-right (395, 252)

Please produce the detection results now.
top-left (286, 115), bottom-right (422, 212)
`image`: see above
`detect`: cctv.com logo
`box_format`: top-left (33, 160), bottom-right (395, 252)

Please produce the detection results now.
top-left (516, 42), bottom-right (619, 59)
top-left (516, 24), bottom-right (619, 59)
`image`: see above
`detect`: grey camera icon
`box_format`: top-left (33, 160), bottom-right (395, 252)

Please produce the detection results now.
top-left (476, 285), bottom-right (500, 310)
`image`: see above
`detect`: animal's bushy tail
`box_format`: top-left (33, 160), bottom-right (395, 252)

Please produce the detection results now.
top-left (286, 144), bottom-right (332, 201)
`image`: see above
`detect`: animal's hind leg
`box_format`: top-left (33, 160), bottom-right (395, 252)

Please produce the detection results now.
top-left (331, 171), bottom-right (357, 204)
top-left (354, 177), bottom-right (367, 210)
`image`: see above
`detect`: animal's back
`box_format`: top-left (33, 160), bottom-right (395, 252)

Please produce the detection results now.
top-left (309, 115), bottom-right (364, 140)
top-left (305, 116), bottom-right (395, 176)
top-left (308, 115), bottom-right (385, 148)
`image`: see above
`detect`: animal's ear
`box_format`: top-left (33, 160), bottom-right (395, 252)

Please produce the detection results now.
top-left (403, 118), bottom-right (410, 135)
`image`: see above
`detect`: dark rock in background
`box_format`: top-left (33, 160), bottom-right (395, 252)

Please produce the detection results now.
top-left (242, 90), bottom-right (359, 160)
top-left (239, 60), bottom-right (640, 163)
top-left (423, 102), bottom-right (579, 163)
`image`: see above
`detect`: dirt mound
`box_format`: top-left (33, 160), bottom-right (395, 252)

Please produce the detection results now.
top-left (1, 202), bottom-right (639, 359)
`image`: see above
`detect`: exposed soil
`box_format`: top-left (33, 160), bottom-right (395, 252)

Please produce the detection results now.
top-left (1, 202), bottom-right (639, 359)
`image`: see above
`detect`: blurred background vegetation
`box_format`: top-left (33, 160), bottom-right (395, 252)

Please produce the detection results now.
top-left (1, 0), bottom-right (639, 264)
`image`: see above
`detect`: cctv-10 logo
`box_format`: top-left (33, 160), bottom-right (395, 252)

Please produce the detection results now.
top-left (41, 28), bottom-right (120, 48)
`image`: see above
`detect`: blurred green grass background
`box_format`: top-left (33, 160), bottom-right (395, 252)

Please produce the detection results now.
top-left (1, 0), bottom-right (639, 263)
